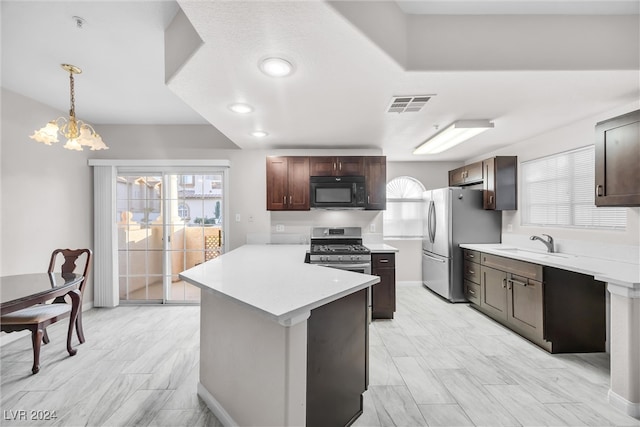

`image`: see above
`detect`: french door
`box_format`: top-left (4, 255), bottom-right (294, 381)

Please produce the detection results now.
top-left (116, 171), bottom-right (225, 303)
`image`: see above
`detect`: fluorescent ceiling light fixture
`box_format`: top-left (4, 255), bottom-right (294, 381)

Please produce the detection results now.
top-left (251, 130), bottom-right (268, 138)
top-left (228, 103), bottom-right (253, 114)
top-left (259, 57), bottom-right (293, 77)
top-left (413, 120), bottom-right (494, 155)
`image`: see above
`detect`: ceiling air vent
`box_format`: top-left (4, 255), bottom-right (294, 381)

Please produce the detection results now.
top-left (387, 95), bottom-right (433, 114)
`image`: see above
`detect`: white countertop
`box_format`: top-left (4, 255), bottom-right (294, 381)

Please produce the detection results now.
top-left (179, 244), bottom-right (380, 326)
top-left (365, 243), bottom-right (399, 253)
top-left (460, 243), bottom-right (640, 289)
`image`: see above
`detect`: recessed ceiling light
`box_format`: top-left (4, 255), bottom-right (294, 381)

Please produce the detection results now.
top-left (251, 130), bottom-right (268, 138)
top-left (259, 57), bottom-right (294, 77)
top-left (229, 103), bottom-right (253, 114)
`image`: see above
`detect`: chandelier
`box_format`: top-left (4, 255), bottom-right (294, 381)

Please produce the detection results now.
top-left (30, 64), bottom-right (108, 151)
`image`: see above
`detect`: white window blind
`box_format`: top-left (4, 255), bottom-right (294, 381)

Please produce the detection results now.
top-left (383, 176), bottom-right (426, 238)
top-left (521, 146), bottom-right (626, 230)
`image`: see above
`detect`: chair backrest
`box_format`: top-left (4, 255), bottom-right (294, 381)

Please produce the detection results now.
top-left (47, 249), bottom-right (92, 294)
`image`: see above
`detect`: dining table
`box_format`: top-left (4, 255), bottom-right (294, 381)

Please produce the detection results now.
top-left (1, 273), bottom-right (84, 372)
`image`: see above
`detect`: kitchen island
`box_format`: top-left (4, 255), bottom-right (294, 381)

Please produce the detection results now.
top-left (179, 244), bottom-right (380, 426)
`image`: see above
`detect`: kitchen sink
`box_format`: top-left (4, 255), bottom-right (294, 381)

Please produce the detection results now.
top-left (495, 247), bottom-right (574, 259)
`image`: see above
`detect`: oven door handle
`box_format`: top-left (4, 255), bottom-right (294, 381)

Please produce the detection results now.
top-left (315, 263), bottom-right (371, 269)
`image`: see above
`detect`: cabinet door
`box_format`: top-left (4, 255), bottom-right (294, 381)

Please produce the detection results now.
top-left (481, 265), bottom-right (507, 320)
top-left (266, 157), bottom-right (288, 210)
top-left (364, 156), bottom-right (386, 210)
top-left (483, 157), bottom-right (496, 209)
top-left (371, 253), bottom-right (396, 319)
top-left (595, 110), bottom-right (640, 206)
top-left (464, 161), bottom-right (483, 184)
top-left (310, 157), bottom-right (336, 176)
top-left (507, 275), bottom-right (543, 340)
top-left (288, 157), bottom-right (310, 210)
top-left (337, 157), bottom-right (365, 176)
top-left (449, 167), bottom-right (465, 186)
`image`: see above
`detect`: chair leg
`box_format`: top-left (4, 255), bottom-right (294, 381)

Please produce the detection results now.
top-left (42, 328), bottom-right (50, 345)
top-left (31, 328), bottom-right (43, 374)
top-left (75, 310), bottom-right (85, 344)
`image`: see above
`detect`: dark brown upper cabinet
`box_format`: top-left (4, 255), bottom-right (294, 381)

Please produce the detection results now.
top-left (595, 110), bottom-right (640, 207)
top-left (364, 156), bottom-right (386, 210)
top-left (266, 156), bottom-right (310, 211)
top-left (449, 161), bottom-right (483, 186)
top-left (483, 156), bottom-right (518, 210)
top-left (310, 156), bottom-right (364, 177)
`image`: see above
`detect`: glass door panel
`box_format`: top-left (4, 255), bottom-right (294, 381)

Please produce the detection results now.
top-left (116, 171), bottom-right (225, 304)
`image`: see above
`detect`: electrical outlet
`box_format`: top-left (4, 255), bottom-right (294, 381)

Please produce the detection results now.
top-left (248, 215), bottom-right (254, 223)
top-left (276, 224), bottom-right (285, 232)
top-left (369, 223), bottom-right (376, 232)
top-left (235, 214), bottom-right (241, 222)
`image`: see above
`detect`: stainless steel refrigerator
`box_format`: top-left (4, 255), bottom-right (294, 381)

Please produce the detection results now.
top-left (422, 187), bottom-right (502, 302)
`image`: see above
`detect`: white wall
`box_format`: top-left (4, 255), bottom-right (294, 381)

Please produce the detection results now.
top-left (469, 102), bottom-right (640, 257)
top-left (1, 89), bottom-right (95, 303)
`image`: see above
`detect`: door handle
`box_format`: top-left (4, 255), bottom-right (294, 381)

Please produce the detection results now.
top-left (596, 184), bottom-right (603, 197)
top-left (423, 253), bottom-right (445, 263)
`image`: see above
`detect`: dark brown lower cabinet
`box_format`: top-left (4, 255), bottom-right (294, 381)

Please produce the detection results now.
top-left (371, 253), bottom-right (396, 319)
top-left (307, 288), bottom-right (367, 427)
top-left (472, 252), bottom-right (605, 353)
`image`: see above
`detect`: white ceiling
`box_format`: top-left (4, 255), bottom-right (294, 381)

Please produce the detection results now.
top-left (2, 1), bottom-right (639, 161)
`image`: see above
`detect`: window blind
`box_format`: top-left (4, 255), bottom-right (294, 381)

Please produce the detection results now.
top-left (521, 146), bottom-right (626, 230)
top-left (383, 176), bottom-right (426, 238)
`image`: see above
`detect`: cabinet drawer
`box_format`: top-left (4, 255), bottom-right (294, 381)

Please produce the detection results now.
top-left (464, 279), bottom-right (480, 305)
top-left (481, 253), bottom-right (543, 282)
top-left (463, 249), bottom-right (480, 262)
top-left (464, 260), bottom-right (480, 284)
top-left (372, 253), bottom-right (395, 268)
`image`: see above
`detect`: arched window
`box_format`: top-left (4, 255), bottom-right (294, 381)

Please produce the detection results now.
top-left (383, 176), bottom-right (426, 238)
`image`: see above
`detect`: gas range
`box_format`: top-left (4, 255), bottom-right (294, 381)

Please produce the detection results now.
top-left (309, 227), bottom-right (371, 265)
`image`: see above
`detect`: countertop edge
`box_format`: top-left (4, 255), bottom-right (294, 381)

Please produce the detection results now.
top-left (460, 243), bottom-right (640, 288)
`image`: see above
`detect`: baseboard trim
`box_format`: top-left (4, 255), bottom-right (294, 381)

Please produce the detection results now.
top-left (609, 389), bottom-right (640, 418)
top-left (197, 382), bottom-right (239, 426)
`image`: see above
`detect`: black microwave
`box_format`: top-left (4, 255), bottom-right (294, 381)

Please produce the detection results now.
top-left (310, 176), bottom-right (366, 209)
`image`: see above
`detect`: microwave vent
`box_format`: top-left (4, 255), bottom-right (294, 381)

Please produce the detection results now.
top-left (387, 95), bottom-right (434, 114)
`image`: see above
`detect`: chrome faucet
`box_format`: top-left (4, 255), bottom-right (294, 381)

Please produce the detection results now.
top-left (530, 234), bottom-right (555, 253)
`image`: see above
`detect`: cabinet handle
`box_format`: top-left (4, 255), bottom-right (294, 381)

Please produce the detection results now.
top-left (468, 289), bottom-right (476, 296)
top-left (379, 259), bottom-right (389, 263)
top-left (283, 196), bottom-right (287, 205)
top-left (333, 162), bottom-right (337, 171)
top-left (596, 184), bottom-right (603, 197)
top-left (467, 254), bottom-right (475, 258)
top-left (339, 162), bottom-right (342, 171)
top-left (502, 278), bottom-right (507, 289)
top-left (289, 195), bottom-right (292, 204)
top-left (467, 270), bottom-right (475, 274)
top-left (489, 195), bottom-right (494, 204)
top-left (368, 196), bottom-right (370, 204)
top-left (509, 279), bottom-right (528, 287)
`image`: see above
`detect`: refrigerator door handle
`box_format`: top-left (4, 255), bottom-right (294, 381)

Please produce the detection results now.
top-left (423, 252), bottom-right (446, 263)
top-left (428, 200), bottom-right (436, 243)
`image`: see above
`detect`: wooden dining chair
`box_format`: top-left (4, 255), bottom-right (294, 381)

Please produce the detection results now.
top-left (46, 249), bottom-right (92, 344)
top-left (0, 249), bottom-right (90, 374)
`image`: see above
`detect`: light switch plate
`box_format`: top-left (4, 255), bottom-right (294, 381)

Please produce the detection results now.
top-left (276, 224), bottom-right (285, 232)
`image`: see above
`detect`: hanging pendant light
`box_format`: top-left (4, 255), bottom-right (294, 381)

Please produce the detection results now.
top-left (30, 64), bottom-right (108, 151)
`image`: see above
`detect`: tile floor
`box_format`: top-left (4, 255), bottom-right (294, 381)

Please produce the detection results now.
top-left (1, 284), bottom-right (639, 426)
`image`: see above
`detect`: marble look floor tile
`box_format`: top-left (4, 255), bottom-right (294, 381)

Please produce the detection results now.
top-left (352, 389), bottom-right (381, 427)
top-left (434, 368), bottom-right (520, 426)
top-left (100, 389), bottom-right (174, 426)
top-left (369, 385), bottom-right (427, 427)
top-left (369, 345), bottom-right (405, 386)
top-left (377, 328), bottom-right (421, 357)
top-left (394, 356), bottom-right (456, 404)
top-left (418, 404), bottom-right (475, 427)
top-left (484, 384), bottom-right (565, 426)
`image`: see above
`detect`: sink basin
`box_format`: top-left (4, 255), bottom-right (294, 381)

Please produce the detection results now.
top-left (495, 247), bottom-right (574, 259)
